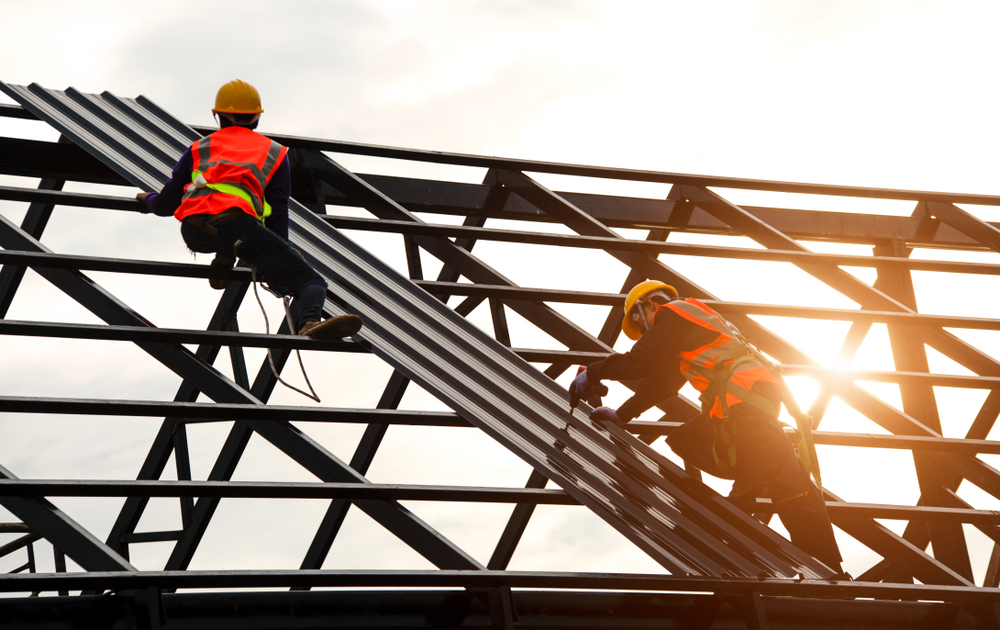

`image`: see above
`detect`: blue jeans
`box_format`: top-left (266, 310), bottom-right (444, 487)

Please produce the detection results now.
top-left (180, 212), bottom-right (327, 329)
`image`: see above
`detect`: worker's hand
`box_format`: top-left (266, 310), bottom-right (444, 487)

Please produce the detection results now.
top-left (568, 367), bottom-right (608, 411)
top-left (568, 368), bottom-right (592, 411)
top-left (135, 192), bottom-right (151, 213)
top-left (590, 406), bottom-right (623, 426)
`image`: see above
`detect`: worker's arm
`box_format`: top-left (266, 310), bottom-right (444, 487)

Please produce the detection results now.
top-left (262, 155), bottom-right (291, 241)
top-left (585, 308), bottom-right (701, 422)
top-left (137, 148), bottom-right (194, 217)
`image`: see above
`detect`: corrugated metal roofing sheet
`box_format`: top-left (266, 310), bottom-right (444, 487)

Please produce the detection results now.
top-left (0, 81), bottom-right (834, 579)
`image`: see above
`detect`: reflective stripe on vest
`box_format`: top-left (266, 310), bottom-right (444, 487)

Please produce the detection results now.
top-left (659, 298), bottom-right (781, 470)
top-left (661, 298), bottom-right (779, 416)
top-left (177, 127), bottom-right (286, 223)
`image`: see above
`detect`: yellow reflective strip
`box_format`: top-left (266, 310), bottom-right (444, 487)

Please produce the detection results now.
top-left (205, 183), bottom-right (261, 216)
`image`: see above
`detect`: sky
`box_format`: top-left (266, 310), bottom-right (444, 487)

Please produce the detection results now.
top-left (2, 0), bottom-right (1000, 585)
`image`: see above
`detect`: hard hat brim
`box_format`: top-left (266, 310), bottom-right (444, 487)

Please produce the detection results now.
top-left (622, 313), bottom-right (644, 340)
top-left (212, 108), bottom-right (264, 114)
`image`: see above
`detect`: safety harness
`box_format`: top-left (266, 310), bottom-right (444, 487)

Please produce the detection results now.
top-left (660, 299), bottom-right (822, 490)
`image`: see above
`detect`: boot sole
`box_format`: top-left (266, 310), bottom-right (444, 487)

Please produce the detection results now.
top-left (302, 314), bottom-right (363, 339)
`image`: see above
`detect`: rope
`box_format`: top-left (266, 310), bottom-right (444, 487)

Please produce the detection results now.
top-left (249, 263), bottom-right (321, 403)
top-left (730, 328), bottom-right (823, 492)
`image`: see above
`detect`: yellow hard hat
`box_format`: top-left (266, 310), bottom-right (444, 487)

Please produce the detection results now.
top-left (212, 80), bottom-right (263, 115)
top-left (622, 280), bottom-right (678, 340)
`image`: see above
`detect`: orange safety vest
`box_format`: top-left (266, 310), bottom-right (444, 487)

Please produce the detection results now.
top-left (658, 298), bottom-right (781, 470)
top-left (174, 126), bottom-right (287, 223)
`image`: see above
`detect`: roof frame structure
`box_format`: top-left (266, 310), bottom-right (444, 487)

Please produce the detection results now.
top-left (0, 83), bottom-right (999, 628)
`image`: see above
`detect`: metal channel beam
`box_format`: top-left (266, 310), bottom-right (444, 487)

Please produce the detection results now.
top-left (0, 396), bottom-right (467, 426)
top-left (0, 480), bottom-right (577, 504)
top-left (0, 569), bottom-right (995, 601)
top-left (103, 281), bottom-right (253, 559)
top-left (324, 214), bottom-right (1000, 276)
top-left (298, 370), bottom-right (411, 575)
top-left (875, 240), bottom-right (972, 579)
top-left (0, 464), bottom-right (134, 572)
top-left (0, 588), bottom-right (989, 630)
top-left (0, 148), bottom-right (65, 317)
top-left (232, 121), bottom-right (1000, 208)
top-left (0, 317), bottom-right (362, 351)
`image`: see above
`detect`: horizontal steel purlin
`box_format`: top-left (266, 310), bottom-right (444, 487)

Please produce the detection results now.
top-left (3, 100), bottom-right (999, 208)
top-left (0, 396), bottom-right (467, 424)
top-left (0, 463), bottom-right (135, 573)
top-left (0, 246), bottom-right (251, 281)
top-left (7, 396), bottom-right (1000, 456)
top-left (3, 480), bottom-right (998, 526)
top-left (324, 215), bottom-right (1000, 276)
top-left (0, 569), bottom-right (997, 603)
top-left (0, 480), bottom-right (577, 503)
top-left (629, 421), bottom-right (1000, 454)
top-left (0, 319), bottom-right (364, 352)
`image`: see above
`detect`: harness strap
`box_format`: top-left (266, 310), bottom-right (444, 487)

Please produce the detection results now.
top-left (187, 170), bottom-right (271, 224)
top-left (739, 340), bottom-right (824, 492)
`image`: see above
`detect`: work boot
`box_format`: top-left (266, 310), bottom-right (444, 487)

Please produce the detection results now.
top-left (299, 314), bottom-right (363, 340)
top-left (209, 252), bottom-right (236, 290)
top-left (729, 477), bottom-right (766, 501)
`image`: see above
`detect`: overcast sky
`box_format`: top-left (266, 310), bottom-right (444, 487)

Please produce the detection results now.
top-left (3, 0), bottom-right (1000, 583)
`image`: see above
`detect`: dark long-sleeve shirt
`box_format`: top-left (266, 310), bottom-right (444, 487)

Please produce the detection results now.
top-left (583, 305), bottom-right (725, 421)
top-left (587, 304), bottom-right (781, 421)
top-left (142, 139), bottom-right (292, 241)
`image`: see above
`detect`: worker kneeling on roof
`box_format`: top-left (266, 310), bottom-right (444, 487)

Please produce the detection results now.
top-left (569, 280), bottom-right (845, 573)
top-left (137, 79), bottom-right (362, 340)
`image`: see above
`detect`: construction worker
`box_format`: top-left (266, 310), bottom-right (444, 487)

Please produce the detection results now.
top-left (569, 280), bottom-right (845, 573)
top-left (137, 79), bottom-right (362, 339)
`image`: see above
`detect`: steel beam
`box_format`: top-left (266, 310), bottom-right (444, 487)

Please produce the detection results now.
top-left (298, 370), bottom-right (411, 575)
top-left (0, 395), bottom-right (467, 426)
top-left (322, 214), bottom-right (1000, 276)
top-left (488, 469), bottom-right (549, 570)
top-left (0, 152), bottom-right (65, 317)
top-left (875, 240), bottom-right (971, 579)
top-left (103, 281), bottom-right (252, 558)
top-left (0, 586), bottom-right (994, 630)
top-left (0, 568), bottom-right (993, 600)
top-left (0, 480), bottom-right (577, 504)
top-left (927, 202), bottom-right (1000, 253)
top-left (0, 464), bottom-right (134, 572)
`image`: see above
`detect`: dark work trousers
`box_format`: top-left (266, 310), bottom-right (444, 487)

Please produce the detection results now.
top-left (180, 212), bottom-right (327, 330)
top-left (666, 403), bottom-right (843, 569)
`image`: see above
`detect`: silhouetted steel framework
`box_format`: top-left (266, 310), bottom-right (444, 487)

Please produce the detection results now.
top-left (0, 82), bottom-right (999, 628)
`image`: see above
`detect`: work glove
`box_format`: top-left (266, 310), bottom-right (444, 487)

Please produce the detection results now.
top-left (568, 366), bottom-right (608, 412)
top-left (590, 406), bottom-right (623, 426)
